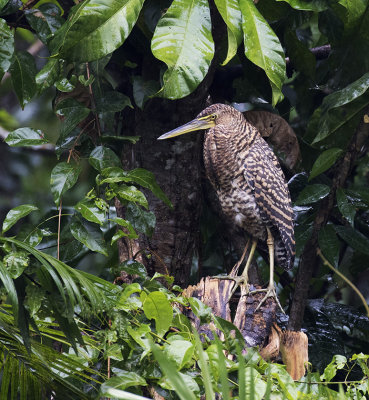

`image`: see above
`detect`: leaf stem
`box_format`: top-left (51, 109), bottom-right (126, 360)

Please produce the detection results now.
top-left (317, 248), bottom-right (369, 317)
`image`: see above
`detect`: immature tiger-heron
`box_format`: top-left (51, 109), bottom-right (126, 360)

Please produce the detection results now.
top-left (158, 104), bottom-right (295, 310)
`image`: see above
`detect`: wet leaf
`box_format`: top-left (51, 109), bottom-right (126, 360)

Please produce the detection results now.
top-left (55, 78), bottom-right (75, 92)
top-left (110, 217), bottom-right (138, 240)
top-left (312, 72), bottom-right (369, 143)
top-left (36, 58), bottom-right (60, 91)
top-left (55, 98), bottom-right (91, 140)
top-left (119, 260), bottom-right (146, 277)
top-left (75, 199), bottom-right (106, 225)
top-left (0, 18), bottom-right (14, 80)
top-left (309, 148), bottom-right (343, 181)
top-left (89, 146), bottom-right (121, 172)
top-left (100, 373), bottom-right (147, 394)
top-left (125, 203), bottom-right (156, 237)
top-left (5, 127), bottom-right (48, 147)
top-left (318, 224), bottom-right (341, 267)
top-left (10, 51), bottom-right (37, 108)
top-left (113, 184), bottom-right (148, 209)
top-left (2, 205), bottom-right (38, 233)
top-left (334, 225), bottom-right (369, 256)
top-left (214, 0), bottom-right (242, 65)
top-left (70, 219), bottom-right (108, 256)
top-left (141, 291), bottom-right (173, 336)
top-left (4, 251), bottom-right (29, 278)
top-left (25, 3), bottom-right (63, 43)
top-left (336, 188), bottom-right (356, 226)
top-left (320, 355), bottom-right (347, 382)
top-left (151, 0), bottom-right (214, 99)
top-left (295, 184), bottom-right (330, 205)
top-left (164, 337), bottom-right (194, 370)
top-left (277, 0), bottom-right (330, 11)
top-left (50, 0), bottom-right (145, 62)
top-left (239, 0), bottom-right (285, 105)
top-left (50, 162), bottom-right (82, 206)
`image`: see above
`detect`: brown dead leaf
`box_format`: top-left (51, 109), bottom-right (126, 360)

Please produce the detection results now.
top-left (244, 110), bottom-right (301, 170)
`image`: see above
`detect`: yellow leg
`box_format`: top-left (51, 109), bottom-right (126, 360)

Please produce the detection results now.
top-left (252, 228), bottom-right (285, 313)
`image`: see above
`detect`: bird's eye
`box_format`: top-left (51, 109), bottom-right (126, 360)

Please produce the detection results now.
top-left (209, 114), bottom-right (217, 121)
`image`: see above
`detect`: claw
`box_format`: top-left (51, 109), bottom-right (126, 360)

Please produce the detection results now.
top-left (251, 284), bottom-right (285, 314)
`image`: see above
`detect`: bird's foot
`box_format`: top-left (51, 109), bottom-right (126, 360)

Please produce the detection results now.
top-left (215, 274), bottom-right (250, 302)
top-left (250, 285), bottom-right (285, 314)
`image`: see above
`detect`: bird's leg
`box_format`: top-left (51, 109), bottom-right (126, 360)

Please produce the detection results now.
top-left (251, 228), bottom-right (285, 314)
top-left (221, 239), bottom-right (258, 302)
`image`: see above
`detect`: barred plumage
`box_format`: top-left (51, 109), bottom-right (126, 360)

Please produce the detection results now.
top-left (158, 103), bottom-right (296, 310)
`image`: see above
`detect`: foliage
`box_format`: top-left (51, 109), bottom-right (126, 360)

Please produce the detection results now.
top-left (1, 0), bottom-right (369, 398)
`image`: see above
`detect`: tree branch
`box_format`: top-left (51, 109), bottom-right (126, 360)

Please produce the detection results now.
top-left (288, 107), bottom-right (369, 331)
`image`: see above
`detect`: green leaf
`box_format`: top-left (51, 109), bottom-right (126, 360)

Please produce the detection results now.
top-left (151, 343), bottom-right (197, 400)
top-left (95, 91), bottom-right (132, 113)
top-left (55, 78), bottom-right (75, 92)
top-left (318, 225), bottom-right (341, 267)
top-left (110, 218), bottom-right (138, 240)
top-left (119, 259), bottom-right (146, 277)
top-left (55, 98), bottom-right (91, 140)
top-left (50, 0), bottom-right (145, 62)
top-left (164, 337), bottom-right (195, 370)
top-left (75, 199), bottom-right (106, 225)
top-left (5, 127), bottom-right (48, 147)
top-left (187, 297), bottom-right (212, 324)
top-left (35, 58), bottom-right (60, 91)
top-left (2, 205), bottom-right (38, 233)
top-left (295, 184), bottom-right (330, 206)
top-left (25, 3), bottom-right (63, 44)
top-left (0, 261), bottom-right (19, 322)
top-left (89, 146), bottom-right (121, 172)
top-left (151, 0), bottom-right (214, 99)
top-left (4, 252), bottom-right (29, 279)
top-left (99, 387), bottom-right (150, 400)
top-left (141, 291), bottom-right (173, 336)
top-left (126, 168), bottom-right (172, 207)
top-left (113, 184), bottom-right (148, 209)
top-left (193, 330), bottom-right (214, 399)
top-left (70, 220), bottom-right (108, 256)
top-left (269, 364), bottom-right (298, 400)
top-left (10, 51), bottom-right (37, 109)
top-left (309, 148), bottom-right (343, 181)
top-left (214, 0), bottom-right (242, 65)
top-left (239, 0), bottom-right (286, 106)
top-left (277, 0), bottom-right (330, 11)
top-left (336, 188), bottom-right (356, 226)
top-left (70, 219), bottom-right (108, 256)
top-left (126, 203), bottom-right (156, 237)
top-left (132, 76), bottom-right (159, 109)
top-left (312, 72), bottom-right (369, 143)
top-left (50, 162), bottom-right (82, 206)
top-left (320, 355), bottom-right (347, 382)
top-left (244, 367), bottom-right (267, 400)
top-left (0, 18), bottom-right (14, 80)
top-left (100, 372), bottom-right (147, 394)
top-left (334, 225), bottom-right (369, 256)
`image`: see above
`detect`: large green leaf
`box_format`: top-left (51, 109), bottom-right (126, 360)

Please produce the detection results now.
top-left (50, 162), bottom-right (82, 206)
top-left (318, 224), bottom-right (341, 267)
top-left (10, 51), bottom-right (37, 109)
top-left (5, 127), bottom-right (48, 147)
top-left (100, 373), bottom-right (147, 395)
top-left (311, 72), bottom-right (369, 143)
top-left (89, 146), bottom-right (121, 172)
top-left (309, 148), bottom-right (343, 181)
top-left (75, 199), bottom-right (106, 225)
top-left (50, 0), bottom-right (145, 62)
top-left (70, 219), bottom-right (108, 256)
top-left (141, 291), bottom-right (173, 336)
top-left (25, 4), bottom-right (63, 44)
top-left (126, 203), bottom-right (156, 237)
top-left (334, 225), bottom-right (369, 255)
top-left (336, 188), bottom-right (356, 226)
top-left (0, 18), bottom-right (14, 80)
top-left (35, 58), bottom-right (61, 91)
top-left (95, 91), bottom-right (132, 113)
top-left (214, 0), bottom-right (242, 65)
top-left (2, 204), bottom-right (38, 233)
top-left (112, 184), bottom-right (148, 209)
top-left (151, 0), bottom-right (214, 99)
top-left (295, 184), bottom-right (330, 205)
top-left (239, 0), bottom-right (286, 106)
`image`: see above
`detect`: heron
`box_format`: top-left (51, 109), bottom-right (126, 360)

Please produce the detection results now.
top-left (158, 104), bottom-right (295, 311)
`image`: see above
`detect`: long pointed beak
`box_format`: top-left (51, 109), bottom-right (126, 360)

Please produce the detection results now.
top-left (157, 118), bottom-right (215, 140)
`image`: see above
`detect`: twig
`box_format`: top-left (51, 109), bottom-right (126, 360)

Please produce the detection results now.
top-left (317, 248), bottom-right (369, 317)
top-left (86, 62), bottom-right (101, 137)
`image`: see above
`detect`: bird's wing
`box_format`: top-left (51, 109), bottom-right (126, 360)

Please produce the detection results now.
top-left (239, 137), bottom-right (295, 268)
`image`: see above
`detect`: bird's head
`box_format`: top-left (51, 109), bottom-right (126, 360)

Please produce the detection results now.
top-left (157, 104), bottom-right (243, 140)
